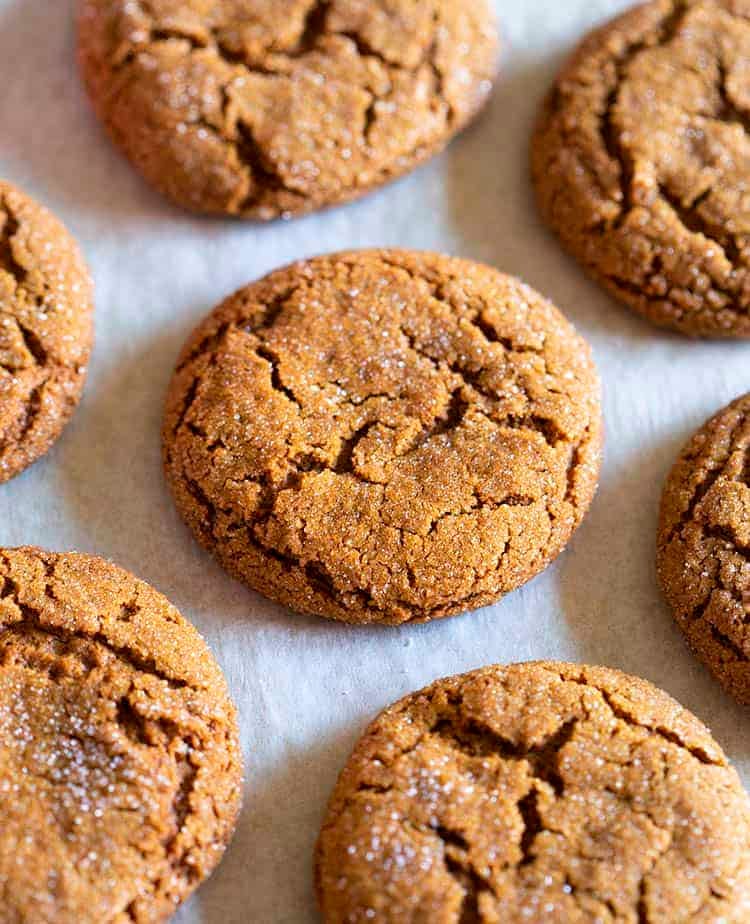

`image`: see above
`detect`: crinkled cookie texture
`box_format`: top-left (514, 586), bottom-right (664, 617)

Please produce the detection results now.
top-left (0, 547), bottom-right (242, 923)
top-left (658, 394), bottom-right (750, 703)
top-left (0, 182), bottom-right (93, 483)
top-left (533, 0), bottom-right (750, 338)
top-left (77, 0), bottom-right (499, 219)
top-left (163, 250), bottom-right (602, 626)
top-left (315, 661), bottom-right (750, 923)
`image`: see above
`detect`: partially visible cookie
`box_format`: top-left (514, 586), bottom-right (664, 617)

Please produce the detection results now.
top-left (0, 182), bottom-right (93, 482)
top-left (76, 0), bottom-right (499, 220)
top-left (658, 394), bottom-right (750, 703)
top-left (533, 0), bottom-right (750, 338)
top-left (0, 547), bottom-right (242, 923)
top-left (315, 661), bottom-right (750, 923)
top-left (162, 250), bottom-right (602, 626)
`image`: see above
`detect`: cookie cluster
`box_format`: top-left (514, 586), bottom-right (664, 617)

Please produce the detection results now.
top-left (0, 1), bottom-right (749, 922)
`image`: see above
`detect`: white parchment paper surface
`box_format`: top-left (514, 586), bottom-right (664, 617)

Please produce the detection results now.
top-left (0, 1), bottom-right (748, 920)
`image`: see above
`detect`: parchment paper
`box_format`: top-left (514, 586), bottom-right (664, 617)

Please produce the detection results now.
top-left (0, 1), bottom-right (748, 920)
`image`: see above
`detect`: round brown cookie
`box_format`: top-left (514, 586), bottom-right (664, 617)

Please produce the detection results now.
top-left (658, 394), bottom-right (750, 703)
top-left (315, 661), bottom-right (750, 923)
top-left (0, 547), bottom-right (242, 923)
top-left (0, 182), bottom-right (94, 483)
top-left (77, 0), bottom-right (499, 220)
top-left (163, 250), bottom-right (602, 626)
top-left (532, 0), bottom-right (750, 338)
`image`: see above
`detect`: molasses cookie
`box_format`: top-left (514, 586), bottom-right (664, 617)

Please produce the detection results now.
top-left (315, 661), bottom-right (750, 922)
top-left (658, 394), bottom-right (750, 703)
top-left (77, 0), bottom-right (499, 219)
top-left (0, 182), bottom-right (93, 482)
top-left (532, 0), bottom-right (750, 338)
top-left (0, 547), bottom-right (242, 922)
top-left (163, 250), bottom-right (602, 626)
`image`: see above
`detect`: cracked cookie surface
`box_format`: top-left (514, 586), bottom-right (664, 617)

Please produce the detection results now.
top-left (0, 182), bottom-right (93, 483)
top-left (315, 661), bottom-right (750, 923)
top-left (658, 394), bottom-right (750, 703)
top-left (532, 0), bottom-right (750, 338)
top-left (77, 0), bottom-right (499, 219)
top-left (162, 250), bottom-right (602, 626)
top-left (0, 547), bottom-right (242, 923)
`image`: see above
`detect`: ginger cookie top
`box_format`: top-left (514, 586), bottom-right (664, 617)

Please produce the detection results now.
top-left (0, 547), bottom-right (242, 923)
top-left (77, 0), bottom-right (499, 219)
top-left (315, 661), bottom-right (750, 923)
top-left (658, 394), bottom-right (750, 703)
top-left (0, 182), bottom-right (93, 483)
top-left (533, 0), bottom-right (750, 338)
top-left (163, 250), bottom-right (602, 626)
